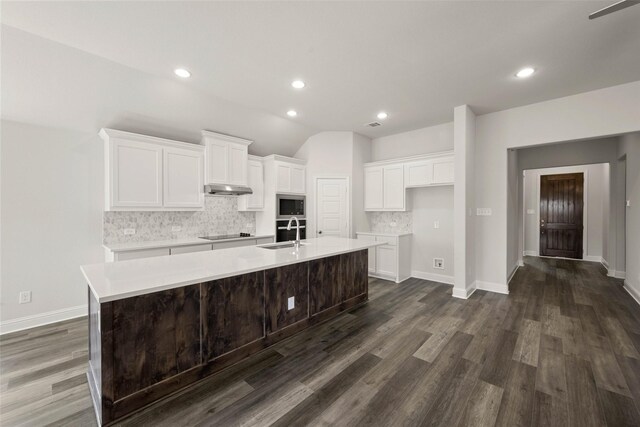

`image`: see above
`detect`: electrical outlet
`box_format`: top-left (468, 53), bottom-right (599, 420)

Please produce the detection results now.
top-left (526, 209), bottom-right (535, 215)
top-left (124, 228), bottom-right (136, 235)
top-left (171, 226), bottom-right (182, 232)
top-left (433, 220), bottom-right (440, 229)
top-left (19, 291), bottom-right (31, 304)
top-left (246, 223), bottom-right (253, 228)
top-left (476, 208), bottom-right (492, 216)
top-left (390, 221), bottom-right (397, 227)
top-left (433, 258), bottom-right (444, 270)
top-left (627, 200), bottom-right (631, 207)
top-left (287, 296), bottom-right (295, 310)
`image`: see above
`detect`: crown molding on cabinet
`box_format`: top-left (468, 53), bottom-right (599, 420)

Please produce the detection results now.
top-left (263, 154), bottom-right (307, 165)
top-left (99, 128), bottom-right (203, 150)
top-left (364, 150), bottom-right (453, 168)
top-left (200, 130), bottom-right (253, 146)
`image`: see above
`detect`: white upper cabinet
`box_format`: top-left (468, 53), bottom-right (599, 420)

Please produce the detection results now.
top-left (163, 146), bottom-right (204, 208)
top-left (101, 128), bottom-right (204, 211)
top-left (201, 131), bottom-right (251, 186)
top-left (364, 167), bottom-right (384, 210)
top-left (364, 151), bottom-right (454, 211)
top-left (238, 157), bottom-right (264, 211)
top-left (274, 160), bottom-right (306, 194)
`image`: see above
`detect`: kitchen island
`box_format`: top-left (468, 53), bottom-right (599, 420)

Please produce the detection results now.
top-left (81, 237), bottom-right (383, 425)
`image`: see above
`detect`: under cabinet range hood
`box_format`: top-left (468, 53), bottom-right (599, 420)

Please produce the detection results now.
top-left (204, 184), bottom-right (253, 196)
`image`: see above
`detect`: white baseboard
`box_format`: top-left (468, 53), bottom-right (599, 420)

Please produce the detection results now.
top-left (0, 305), bottom-right (87, 335)
top-left (518, 260), bottom-right (525, 267)
top-left (411, 270), bottom-right (454, 285)
top-left (608, 269), bottom-right (626, 279)
top-left (476, 280), bottom-right (509, 295)
top-left (452, 281), bottom-right (477, 300)
top-left (508, 263), bottom-right (520, 285)
top-left (584, 255), bottom-right (603, 263)
top-left (601, 258), bottom-right (609, 269)
top-left (523, 250), bottom-right (537, 257)
top-left (624, 281), bottom-right (640, 307)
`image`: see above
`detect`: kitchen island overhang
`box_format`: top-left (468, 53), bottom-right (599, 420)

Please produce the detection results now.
top-left (81, 237), bottom-right (384, 425)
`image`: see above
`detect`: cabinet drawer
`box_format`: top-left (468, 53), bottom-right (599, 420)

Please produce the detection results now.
top-left (170, 244), bottom-right (212, 255)
top-left (116, 248), bottom-right (170, 261)
top-left (375, 235), bottom-right (397, 246)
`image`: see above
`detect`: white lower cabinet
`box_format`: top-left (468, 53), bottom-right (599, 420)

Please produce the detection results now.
top-left (170, 244), bottom-right (213, 255)
top-left (356, 232), bottom-right (411, 283)
top-left (115, 248), bottom-right (171, 261)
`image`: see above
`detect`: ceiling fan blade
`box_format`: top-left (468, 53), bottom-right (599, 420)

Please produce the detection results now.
top-left (589, 0), bottom-right (640, 19)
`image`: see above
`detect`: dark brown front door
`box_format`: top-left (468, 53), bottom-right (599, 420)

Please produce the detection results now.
top-left (540, 173), bottom-right (584, 259)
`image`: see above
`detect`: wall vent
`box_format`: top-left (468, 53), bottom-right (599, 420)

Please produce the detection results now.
top-left (366, 121), bottom-right (382, 127)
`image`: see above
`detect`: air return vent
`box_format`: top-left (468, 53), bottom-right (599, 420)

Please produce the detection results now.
top-left (366, 121), bottom-right (382, 127)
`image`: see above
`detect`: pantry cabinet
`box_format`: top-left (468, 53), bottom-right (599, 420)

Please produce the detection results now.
top-left (201, 130), bottom-right (252, 187)
top-left (101, 128), bottom-right (204, 211)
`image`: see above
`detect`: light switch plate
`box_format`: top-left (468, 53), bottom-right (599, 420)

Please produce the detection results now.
top-left (526, 209), bottom-right (535, 215)
top-left (627, 200), bottom-right (631, 207)
top-left (287, 296), bottom-right (295, 310)
top-left (390, 221), bottom-right (397, 227)
top-left (433, 221), bottom-right (440, 229)
top-left (124, 228), bottom-right (136, 235)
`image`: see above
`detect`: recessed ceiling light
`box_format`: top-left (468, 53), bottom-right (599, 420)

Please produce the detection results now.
top-left (377, 112), bottom-right (388, 120)
top-left (287, 110), bottom-right (298, 117)
top-left (174, 68), bottom-right (191, 78)
top-left (291, 80), bottom-right (305, 89)
top-left (515, 67), bottom-right (535, 78)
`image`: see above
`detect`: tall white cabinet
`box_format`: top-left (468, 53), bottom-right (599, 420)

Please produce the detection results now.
top-left (238, 156), bottom-right (265, 211)
top-left (101, 128), bottom-right (204, 211)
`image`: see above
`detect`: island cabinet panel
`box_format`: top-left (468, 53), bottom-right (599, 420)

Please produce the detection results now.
top-left (342, 250), bottom-right (368, 300)
top-left (309, 255), bottom-right (342, 315)
top-left (202, 272), bottom-right (265, 360)
top-left (111, 285), bottom-right (201, 401)
top-left (265, 263), bottom-right (309, 334)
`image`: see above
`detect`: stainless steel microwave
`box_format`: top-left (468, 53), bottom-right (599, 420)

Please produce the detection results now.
top-left (276, 194), bottom-right (305, 219)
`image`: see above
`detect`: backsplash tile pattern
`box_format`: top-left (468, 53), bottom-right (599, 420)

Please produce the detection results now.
top-left (367, 211), bottom-right (412, 233)
top-left (103, 196), bottom-right (256, 244)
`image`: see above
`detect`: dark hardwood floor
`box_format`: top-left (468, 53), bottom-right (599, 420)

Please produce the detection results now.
top-left (2, 256), bottom-right (640, 426)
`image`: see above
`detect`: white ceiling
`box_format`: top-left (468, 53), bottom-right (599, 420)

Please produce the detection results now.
top-left (2, 1), bottom-right (640, 154)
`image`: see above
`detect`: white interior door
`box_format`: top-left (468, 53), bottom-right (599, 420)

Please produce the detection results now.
top-left (316, 178), bottom-right (349, 238)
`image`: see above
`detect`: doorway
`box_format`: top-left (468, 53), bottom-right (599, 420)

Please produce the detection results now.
top-left (539, 172), bottom-right (584, 259)
top-left (315, 177), bottom-right (350, 238)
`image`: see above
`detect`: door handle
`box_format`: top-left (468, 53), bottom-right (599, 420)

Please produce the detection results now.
top-left (318, 230), bottom-right (322, 234)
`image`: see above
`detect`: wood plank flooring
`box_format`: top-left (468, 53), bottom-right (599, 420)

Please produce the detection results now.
top-left (2, 256), bottom-right (640, 426)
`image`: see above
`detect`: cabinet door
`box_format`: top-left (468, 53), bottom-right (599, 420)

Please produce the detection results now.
top-left (163, 147), bottom-right (204, 208)
top-left (276, 163), bottom-right (291, 193)
top-left (383, 165), bottom-right (405, 209)
top-left (111, 139), bottom-right (163, 208)
top-left (376, 244), bottom-right (397, 277)
top-left (364, 167), bottom-right (384, 210)
top-left (432, 159), bottom-right (454, 184)
top-left (247, 160), bottom-right (264, 209)
top-left (290, 165), bottom-right (306, 194)
top-left (357, 235), bottom-right (377, 273)
top-left (228, 143), bottom-right (248, 185)
top-left (405, 160), bottom-right (432, 187)
top-left (205, 140), bottom-right (228, 184)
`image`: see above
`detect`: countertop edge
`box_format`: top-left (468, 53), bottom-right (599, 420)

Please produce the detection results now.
top-left (355, 231), bottom-right (413, 237)
top-left (103, 235), bottom-right (275, 252)
top-left (85, 241), bottom-right (386, 303)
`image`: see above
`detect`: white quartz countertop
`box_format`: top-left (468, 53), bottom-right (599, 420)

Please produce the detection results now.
top-left (82, 237), bottom-right (385, 303)
top-left (103, 235), bottom-right (275, 252)
top-left (356, 231), bottom-right (413, 237)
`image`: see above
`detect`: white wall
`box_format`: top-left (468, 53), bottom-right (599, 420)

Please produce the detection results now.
top-left (371, 122), bottom-right (453, 160)
top-left (410, 187), bottom-right (455, 280)
top-left (475, 80), bottom-right (640, 288)
top-left (618, 132), bottom-right (640, 302)
top-left (294, 131), bottom-right (371, 238)
top-left (1, 120), bottom-right (104, 332)
top-left (523, 164), bottom-right (608, 261)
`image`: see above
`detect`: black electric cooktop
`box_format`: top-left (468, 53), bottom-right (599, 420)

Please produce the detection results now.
top-left (199, 233), bottom-right (252, 241)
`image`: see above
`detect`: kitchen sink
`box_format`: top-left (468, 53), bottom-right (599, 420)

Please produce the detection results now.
top-left (259, 242), bottom-right (307, 250)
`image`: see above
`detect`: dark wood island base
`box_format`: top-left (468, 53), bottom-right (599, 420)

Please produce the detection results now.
top-left (87, 250), bottom-right (368, 425)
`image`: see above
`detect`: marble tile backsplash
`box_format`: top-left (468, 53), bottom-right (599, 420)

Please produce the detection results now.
top-left (367, 211), bottom-right (412, 233)
top-left (103, 196), bottom-right (256, 244)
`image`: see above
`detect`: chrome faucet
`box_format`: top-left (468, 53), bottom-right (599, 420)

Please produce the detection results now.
top-left (286, 216), bottom-right (301, 248)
